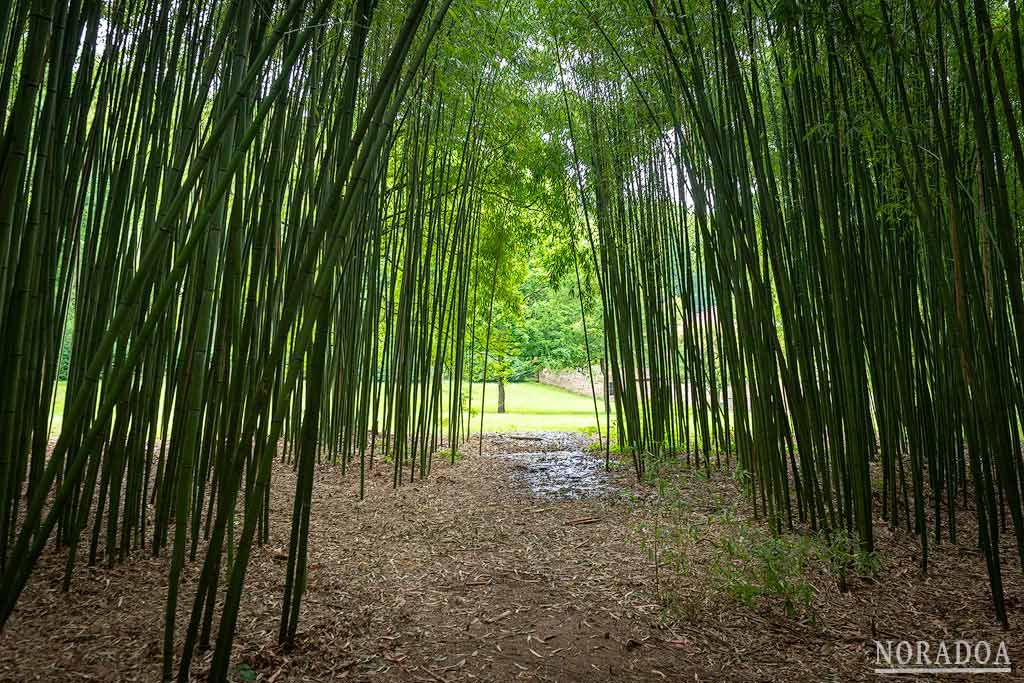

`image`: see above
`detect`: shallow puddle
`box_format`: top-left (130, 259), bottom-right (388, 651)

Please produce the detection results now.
top-left (500, 449), bottom-right (614, 499)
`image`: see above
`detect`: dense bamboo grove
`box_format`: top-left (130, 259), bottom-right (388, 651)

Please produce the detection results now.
top-left (2, 0), bottom-right (1024, 676)
top-left (550, 0), bottom-right (1024, 623)
top-left (0, 0), bottom-right (532, 677)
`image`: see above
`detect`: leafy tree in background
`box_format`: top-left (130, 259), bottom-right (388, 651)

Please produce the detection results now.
top-left (509, 264), bottom-right (603, 379)
top-left (468, 256), bottom-right (603, 384)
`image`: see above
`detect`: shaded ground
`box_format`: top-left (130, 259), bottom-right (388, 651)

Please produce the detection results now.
top-left (1, 433), bottom-right (1021, 681)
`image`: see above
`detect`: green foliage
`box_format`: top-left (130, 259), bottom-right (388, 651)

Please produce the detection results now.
top-left (641, 467), bottom-right (882, 621)
top-left (711, 529), bottom-right (816, 618)
top-left (57, 303), bottom-right (74, 381)
top-left (468, 259), bottom-right (602, 382)
top-left (232, 664), bottom-right (257, 682)
top-left (822, 529), bottom-right (882, 587)
top-left (436, 448), bottom-right (463, 464)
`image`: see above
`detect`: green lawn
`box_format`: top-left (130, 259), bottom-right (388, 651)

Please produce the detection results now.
top-left (46, 380), bottom-right (608, 437)
top-left (48, 381), bottom-right (67, 436)
top-left (456, 381), bottom-right (607, 433)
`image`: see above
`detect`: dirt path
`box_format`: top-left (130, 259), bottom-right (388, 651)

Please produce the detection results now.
top-left (3, 432), bottom-right (1022, 681)
top-left (0, 433), bottom-right (690, 681)
top-left (261, 431), bottom-right (691, 682)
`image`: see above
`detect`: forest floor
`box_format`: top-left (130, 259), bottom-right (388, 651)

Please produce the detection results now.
top-left (2, 433), bottom-right (1023, 681)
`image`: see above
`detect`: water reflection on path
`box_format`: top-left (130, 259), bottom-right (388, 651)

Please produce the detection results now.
top-left (486, 434), bottom-right (613, 499)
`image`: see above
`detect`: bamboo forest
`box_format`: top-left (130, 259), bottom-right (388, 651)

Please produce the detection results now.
top-left (1, 0), bottom-right (1023, 679)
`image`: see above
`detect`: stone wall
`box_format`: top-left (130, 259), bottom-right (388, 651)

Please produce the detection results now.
top-left (538, 367), bottom-right (606, 398)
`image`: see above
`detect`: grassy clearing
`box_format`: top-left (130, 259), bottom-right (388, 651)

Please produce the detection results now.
top-left (46, 380), bottom-right (608, 437)
top-left (48, 382), bottom-right (67, 436)
top-left (456, 381), bottom-right (607, 433)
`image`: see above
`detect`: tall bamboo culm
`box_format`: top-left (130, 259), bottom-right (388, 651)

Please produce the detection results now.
top-left (551, 0), bottom-right (1024, 625)
top-left (0, 0), bottom-right (506, 678)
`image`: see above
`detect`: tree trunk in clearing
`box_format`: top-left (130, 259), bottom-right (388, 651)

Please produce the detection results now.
top-left (497, 377), bottom-right (506, 414)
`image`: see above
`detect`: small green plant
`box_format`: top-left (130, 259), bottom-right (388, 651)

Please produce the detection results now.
top-left (731, 464), bottom-right (752, 488)
top-left (436, 448), bottom-right (463, 464)
top-left (618, 488), bottom-right (639, 504)
top-left (233, 664), bottom-right (257, 682)
top-left (712, 529), bottom-right (816, 618)
top-left (819, 529), bottom-right (881, 592)
top-left (606, 457), bottom-right (628, 472)
top-left (643, 468), bottom-right (829, 621)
